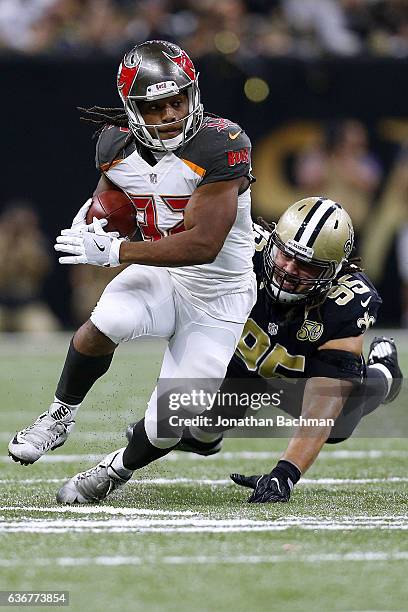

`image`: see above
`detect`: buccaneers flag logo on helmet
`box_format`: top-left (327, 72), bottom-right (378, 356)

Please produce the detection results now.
top-left (164, 49), bottom-right (196, 82)
top-left (117, 54), bottom-right (142, 100)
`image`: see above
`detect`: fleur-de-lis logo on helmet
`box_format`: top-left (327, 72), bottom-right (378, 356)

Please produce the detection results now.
top-left (344, 224), bottom-right (354, 257)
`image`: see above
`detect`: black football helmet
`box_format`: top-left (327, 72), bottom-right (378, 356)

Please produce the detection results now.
top-left (117, 40), bottom-right (203, 151)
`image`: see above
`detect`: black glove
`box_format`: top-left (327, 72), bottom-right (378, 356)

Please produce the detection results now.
top-left (230, 460), bottom-right (301, 503)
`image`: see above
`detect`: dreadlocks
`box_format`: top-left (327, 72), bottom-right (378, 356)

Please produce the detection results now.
top-left (256, 216), bottom-right (274, 233)
top-left (78, 105), bottom-right (130, 138)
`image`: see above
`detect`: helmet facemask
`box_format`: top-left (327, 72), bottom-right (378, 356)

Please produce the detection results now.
top-left (263, 230), bottom-right (342, 305)
top-left (124, 79), bottom-right (203, 152)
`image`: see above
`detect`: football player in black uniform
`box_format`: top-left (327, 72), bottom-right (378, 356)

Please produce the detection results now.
top-left (174, 197), bottom-right (403, 503)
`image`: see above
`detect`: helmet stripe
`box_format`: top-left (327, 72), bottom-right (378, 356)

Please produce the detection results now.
top-left (294, 199), bottom-right (338, 247)
top-left (305, 205), bottom-right (337, 247)
top-left (293, 198), bottom-right (323, 242)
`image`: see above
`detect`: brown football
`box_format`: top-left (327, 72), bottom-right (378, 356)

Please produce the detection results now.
top-left (86, 190), bottom-right (137, 238)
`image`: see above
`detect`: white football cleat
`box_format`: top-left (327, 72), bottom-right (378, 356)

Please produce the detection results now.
top-left (367, 336), bottom-right (402, 404)
top-left (8, 403), bottom-right (76, 465)
top-left (56, 448), bottom-right (131, 505)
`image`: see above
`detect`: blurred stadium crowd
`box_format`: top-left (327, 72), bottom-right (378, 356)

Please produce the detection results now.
top-left (3, 116), bottom-right (408, 331)
top-left (2, 0), bottom-right (408, 59)
top-left (2, 1), bottom-right (408, 332)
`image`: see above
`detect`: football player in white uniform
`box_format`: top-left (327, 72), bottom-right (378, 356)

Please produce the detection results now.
top-left (9, 40), bottom-right (256, 503)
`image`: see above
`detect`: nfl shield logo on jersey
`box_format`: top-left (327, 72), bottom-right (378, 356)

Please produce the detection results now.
top-left (150, 173), bottom-right (158, 184)
top-left (268, 322), bottom-right (279, 335)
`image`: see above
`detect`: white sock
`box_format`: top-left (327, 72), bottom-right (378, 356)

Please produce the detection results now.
top-left (189, 425), bottom-right (221, 444)
top-left (110, 448), bottom-right (133, 479)
top-left (368, 364), bottom-right (392, 397)
top-left (49, 398), bottom-right (81, 420)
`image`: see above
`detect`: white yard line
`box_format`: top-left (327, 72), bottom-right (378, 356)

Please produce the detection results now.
top-left (1, 477), bottom-right (408, 486)
top-left (165, 450), bottom-right (408, 461)
top-left (1, 515), bottom-right (408, 533)
top-left (0, 433), bottom-right (122, 442)
top-left (0, 454), bottom-right (105, 463)
top-left (4, 433), bottom-right (405, 454)
top-left (0, 505), bottom-right (195, 516)
top-left (2, 507), bottom-right (408, 522)
top-left (1, 551), bottom-right (408, 567)
top-left (2, 449), bottom-right (408, 464)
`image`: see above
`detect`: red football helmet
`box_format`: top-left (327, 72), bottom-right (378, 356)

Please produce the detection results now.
top-left (117, 40), bottom-right (203, 151)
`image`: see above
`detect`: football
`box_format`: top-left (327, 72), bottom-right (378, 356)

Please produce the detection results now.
top-left (86, 190), bottom-right (138, 238)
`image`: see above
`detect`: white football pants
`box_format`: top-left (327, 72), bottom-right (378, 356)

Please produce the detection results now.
top-left (91, 265), bottom-right (256, 448)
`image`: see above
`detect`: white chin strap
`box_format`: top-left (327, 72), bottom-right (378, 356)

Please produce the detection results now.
top-left (139, 87), bottom-right (197, 151)
top-left (144, 130), bottom-right (185, 151)
top-left (269, 283), bottom-right (307, 304)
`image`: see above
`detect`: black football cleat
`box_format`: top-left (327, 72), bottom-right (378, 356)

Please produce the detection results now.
top-left (125, 423), bottom-right (223, 456)
top-left (367, 336), bottom-right (403, 404)
top-left (174, 433), bottom-right (223, 456)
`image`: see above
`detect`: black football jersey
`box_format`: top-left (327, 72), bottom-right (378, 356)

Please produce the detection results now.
top-left (231, 224), bottom-right (382, 379)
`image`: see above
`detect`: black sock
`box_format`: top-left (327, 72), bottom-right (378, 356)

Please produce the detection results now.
top-left (122, 419), bottom-right (176, 470)
top-left (362, 365), bottom-right (389, 416)
top-left (326, 366), bottom-right (389, 443)
top-left (55, 338), bottom-right (114, 405)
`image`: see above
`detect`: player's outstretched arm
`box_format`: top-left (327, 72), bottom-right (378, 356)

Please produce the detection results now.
top-left (230, 379), bottom-right (351, 504)
top-left (55, 178), bottom-right (242, 267)
top-left (231, 335), bottom-right (362, 503)
top-left (280, 377), bottom-right (353, 473)
top-left (281, 335), bottom-right (363, 473)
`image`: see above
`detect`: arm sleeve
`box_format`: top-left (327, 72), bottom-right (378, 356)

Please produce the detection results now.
top-left (306, 349), bottom-right (365, 383)
top-left (180, 117), bottom-right (253, 187)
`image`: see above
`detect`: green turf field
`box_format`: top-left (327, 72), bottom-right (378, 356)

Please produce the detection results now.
top-left (1, 333), bottom-right (407, 612)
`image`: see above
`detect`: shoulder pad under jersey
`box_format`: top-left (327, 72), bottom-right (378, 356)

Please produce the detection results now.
top-left (177, 114), bottom-right (252, 186)
top-left (95, 125), bottom-right (135, 172)
top-left (317, 270), bottom-right (382, 341)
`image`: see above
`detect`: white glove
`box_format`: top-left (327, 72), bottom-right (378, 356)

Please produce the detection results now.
top-left (55, 217), bottom-right (125, 267)
top-left (71, 197), bottom-right (108, 232)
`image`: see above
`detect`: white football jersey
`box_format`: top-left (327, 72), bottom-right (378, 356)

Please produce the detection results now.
top-left (97, 116), bottom-right (255, 320)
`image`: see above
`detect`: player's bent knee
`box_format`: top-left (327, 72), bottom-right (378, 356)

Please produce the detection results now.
top-left (73, 320), bottom-right (116, 355)
top-left (91, 297), bottom-right (144, 344)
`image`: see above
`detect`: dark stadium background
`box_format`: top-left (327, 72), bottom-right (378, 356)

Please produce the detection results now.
top-left (2, 54), bottom-right (407, 326)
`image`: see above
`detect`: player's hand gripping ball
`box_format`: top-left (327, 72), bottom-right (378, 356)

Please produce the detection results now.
top-left (86, 190), bottom-right (137, 238)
